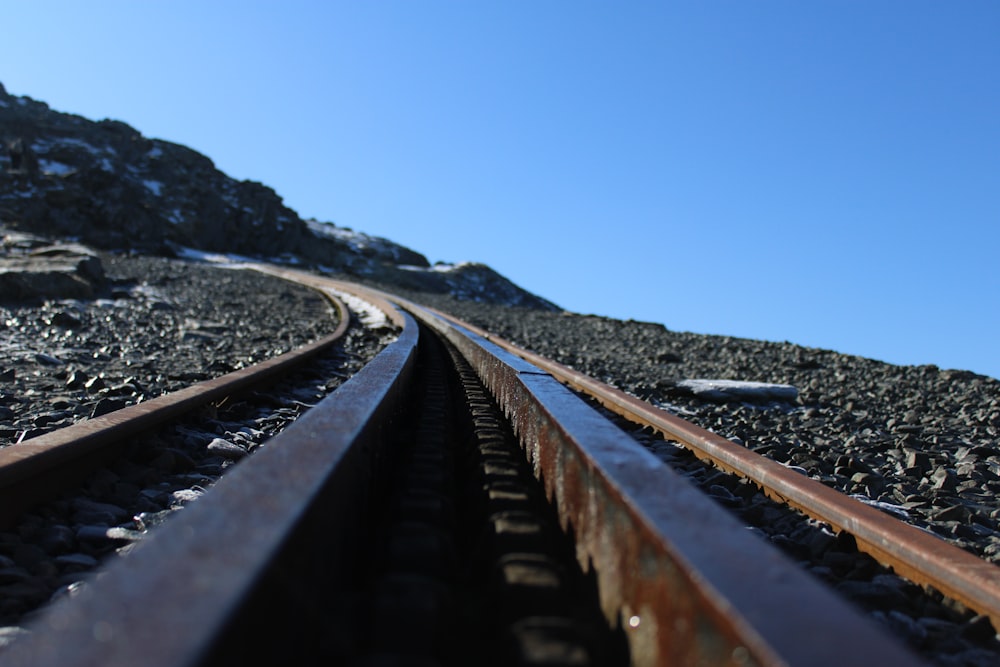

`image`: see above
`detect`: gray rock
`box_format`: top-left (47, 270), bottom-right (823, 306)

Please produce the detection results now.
top-left (0, 241), bottom-right (105, 302)
top-left (169, 488), bottom-right (205, 506)
top-left (71, 498), bottom-right (129, 525)
top-left (32, 353), bottom-right (63, 366)
top-left (672, 379), bottom-right (799, 403)
top-left (206, 437), bottom-right (247, 460)
top-left (53, 553), bottom-right (99, 570)
top-left (90, 397), bottom-right (127, 418)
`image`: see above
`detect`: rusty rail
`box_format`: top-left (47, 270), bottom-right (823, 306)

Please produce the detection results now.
top-left (1, 274), bottom-right (929, 666)
top-left (399, 301), bottom-right (925, 667)
top-left (284, 275), bottom-right (928, 664)
top-left (412, 302), bottom-right (1000, 633)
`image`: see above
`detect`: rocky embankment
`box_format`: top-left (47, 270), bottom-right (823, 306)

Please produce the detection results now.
top-left (0, 83), bottom-right (556, 310)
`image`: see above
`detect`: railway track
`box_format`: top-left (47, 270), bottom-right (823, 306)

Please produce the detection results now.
top-left (0, 265), bottom-right (996, 665)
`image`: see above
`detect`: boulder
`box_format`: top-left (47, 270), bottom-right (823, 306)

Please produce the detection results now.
top-left (0, 233), bottom-right (106, 301)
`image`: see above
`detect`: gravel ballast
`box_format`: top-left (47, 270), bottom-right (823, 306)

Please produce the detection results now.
top-left (3, 255), bottom-right (1000, 664)
top-left (1, 253), bottom-right (344, 447)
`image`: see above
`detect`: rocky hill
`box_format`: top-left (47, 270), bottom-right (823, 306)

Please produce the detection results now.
top-left (0, 82), bottom-right (557, 310)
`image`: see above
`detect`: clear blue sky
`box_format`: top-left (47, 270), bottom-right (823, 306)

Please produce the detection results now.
top-left (4, 2), bottom-right (998, 379)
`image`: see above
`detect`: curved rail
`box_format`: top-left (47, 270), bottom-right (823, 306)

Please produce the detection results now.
top-left (0, 287), bottom-right (351, 526)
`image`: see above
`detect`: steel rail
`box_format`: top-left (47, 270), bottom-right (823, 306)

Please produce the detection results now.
top-left (306, 280), bottom-right (926, 667)
top-left (1, 273), bottom-right (926, 666)
top-left (411, 303), bottom-right (927, 666)
top-left (409, 301), bottom-right (1000, 632)
top-left (1, 306), bottom-right (419, 667)
top-left (0, 287), bottom-right (352, 527)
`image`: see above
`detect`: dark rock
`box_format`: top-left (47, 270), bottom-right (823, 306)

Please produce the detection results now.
top-left (32, 412), bottom-right (70, 427)
top-left (49, 310), bottom-right (82, 328)
top-left (33, 353), bottom-right (63, 366)
top-left (0, 241), bottom-right (106, 302)
top-left (930, 504), bottom-right (972, 523)
top-left (9, 544), bottom-right (48, 570)
top-left (53, 553), bottom-right (99, 570)
top-left (37, 525), bottom-right (76, 554)
top-left (905, 450), bottom-right (932, 475)
top-left (83, 376), bottom-right (106, 393)
top-left (206, 437), bottom-right (247, 460)
top-left (885, 610), bottom-right (928, 645)
top-left (90, 398), bottom-right (127, 418)
top-left (961, 615), bottom-right (997, 642)
top-left (75, 525), bottom-right (119, 543)
top-left (71, 499), bottom-right (129, 526)
top-left (931, 467), bottom-right (959, 491)
top-left (65, 370), bottom-right (89, 389)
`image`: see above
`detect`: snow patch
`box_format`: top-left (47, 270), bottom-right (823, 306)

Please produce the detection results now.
top-left (38, 160), bottom-right (75, 176)
top-left (850, 495), bottom-right (911, 520)
top-left (143, 180), bottom-right (164, 196)
top-left (174, 247), bottom-right (257, 265)
top-left (399, 262), bottom-right (469, 274)
top-left (330, 290), bottom-right (391, 329)
top-left (33, 137), bottom-right (112, 157)
top-left (652, 399), bottom-right (700, 417)
top-left (306, 219), bottom-right (403, 261)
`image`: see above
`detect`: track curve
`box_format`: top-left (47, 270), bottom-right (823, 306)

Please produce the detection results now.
top-left (0, 266), bottom-right (978, 666)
